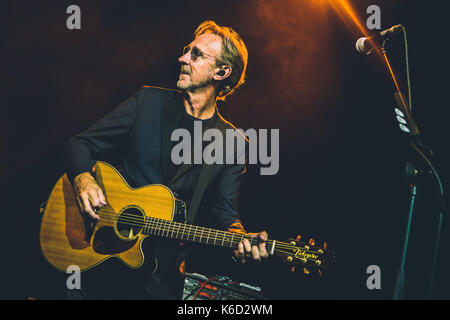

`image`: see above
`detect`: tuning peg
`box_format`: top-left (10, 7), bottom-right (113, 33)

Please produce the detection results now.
top-left (323, 242), bottom-right (328, 250)
top-left (309, 238), bottom-right (315, 246)
top-left (290, 266), bottom-right (296, 272)
top-left (303, 268), bottom-right (310, 275)
top-left (296, 235), bottom-right (302, 241)
top-left (286, 256), bottom-right (293, 263)
top-left (290, 240), bottom-right (296, 246)
top-left (317, 269), bottom-right (323, 277)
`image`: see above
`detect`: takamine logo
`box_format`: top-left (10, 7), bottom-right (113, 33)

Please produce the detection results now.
top-left (294, 249), bottom-right (318, 261)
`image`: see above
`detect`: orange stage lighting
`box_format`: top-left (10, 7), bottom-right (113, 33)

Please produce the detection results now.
top-left (328, 0), bottom-right (368, 37)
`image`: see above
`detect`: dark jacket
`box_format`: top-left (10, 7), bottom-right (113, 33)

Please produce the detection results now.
top-left (65, 85), bottom-right (247, 298)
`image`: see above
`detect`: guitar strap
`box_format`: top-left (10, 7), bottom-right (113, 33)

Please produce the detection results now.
top-left (186, 162), bottom-right (213, 224)
top-left (161, 93), bottom-right (223, 224)
top-left (185, 111), bottom-right (226, 224)
top-left (185, 112), bottom-right (230, 224)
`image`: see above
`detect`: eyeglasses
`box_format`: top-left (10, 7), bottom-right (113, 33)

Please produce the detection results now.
top-left (182, 45), bottom-right (220, 63)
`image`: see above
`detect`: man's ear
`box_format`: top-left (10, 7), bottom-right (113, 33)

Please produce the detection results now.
top-left (213, 65), bottom-right (232, 80)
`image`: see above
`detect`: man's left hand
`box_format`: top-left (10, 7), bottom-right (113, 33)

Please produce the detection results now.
top-left (234, 231), bottom-right (269, 264)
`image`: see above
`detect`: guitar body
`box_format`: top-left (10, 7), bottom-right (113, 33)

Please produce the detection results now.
top-left (40, 162), bottom-right (175, 272)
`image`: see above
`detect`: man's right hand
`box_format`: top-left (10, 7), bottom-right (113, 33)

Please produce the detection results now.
top-left (73, 172), bottom-right (107, 220)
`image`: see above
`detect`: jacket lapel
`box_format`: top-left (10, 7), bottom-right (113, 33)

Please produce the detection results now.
top-left (161, 91), bottom-right (183, 184)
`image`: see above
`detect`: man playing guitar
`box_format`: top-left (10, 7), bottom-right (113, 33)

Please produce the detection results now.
top-left (64, 20), bottom-right (268, 299)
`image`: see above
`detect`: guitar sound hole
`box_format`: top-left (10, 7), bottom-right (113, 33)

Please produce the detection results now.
top-left (115, 206), bottom-right (145, 240)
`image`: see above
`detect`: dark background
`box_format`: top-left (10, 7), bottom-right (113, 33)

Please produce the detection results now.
top-left (2, 0), bottom-right (449, 299)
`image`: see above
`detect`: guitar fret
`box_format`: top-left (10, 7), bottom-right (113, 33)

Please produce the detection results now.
top-left (166, 221), bottom-right (171, 237)
top-left (163, 220), bottom-right (168, 237)
top-left (201, 227), bottom-right (206, 243)
top-left (230, 233), bottom-right (234, 248)
top-left (207, 229), bottom-right (211, 244)
top-left (200, 227), bottom-right (205, 243)
top-left (148, 219), bottom-right (152, 235)
top-left (176, 223), bottom-right (181, 239)
top-left (148, 218), bottom-right (153, 234)
top-left (155, 219), bottom-right (159, 235)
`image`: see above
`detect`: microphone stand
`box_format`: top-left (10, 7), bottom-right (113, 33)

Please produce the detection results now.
top-left (393, 171), bottom-right (417, 300)
top-left (375, 41), bottom-right (447, 300)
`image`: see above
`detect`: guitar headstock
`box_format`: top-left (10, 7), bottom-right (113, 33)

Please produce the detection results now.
top-left (275, 235), bottom-right (335, 276)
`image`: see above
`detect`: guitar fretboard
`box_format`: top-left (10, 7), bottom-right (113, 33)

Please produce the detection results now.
top-left (142, 216), bottom-right (277, 254)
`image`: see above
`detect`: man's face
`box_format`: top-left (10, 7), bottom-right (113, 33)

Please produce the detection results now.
top-left (177, 33), bottom-right (223, 92)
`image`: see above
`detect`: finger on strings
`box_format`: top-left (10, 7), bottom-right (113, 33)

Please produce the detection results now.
top-left (80, 195), bottom-right (99, 219)
top-left (243, 239), bottom-right (251, 254)
top-left (98, 189), bottom-right (107, 206)
top-left (251, 245), bottom-right (260, 263)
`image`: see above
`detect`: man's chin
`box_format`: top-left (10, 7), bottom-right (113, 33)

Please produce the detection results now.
top-left (176, 79), bottom-right (189, 90)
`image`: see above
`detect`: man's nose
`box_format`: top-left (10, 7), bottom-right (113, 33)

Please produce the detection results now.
top-left (178, 51), bottom-right (190, 65)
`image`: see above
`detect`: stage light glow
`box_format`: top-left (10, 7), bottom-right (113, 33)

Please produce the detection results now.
top-left (328, 0), bottom-right (369, 37)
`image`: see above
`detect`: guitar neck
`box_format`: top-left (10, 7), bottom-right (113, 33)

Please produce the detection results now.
top-left (142, 217), bottom-right (277, 255)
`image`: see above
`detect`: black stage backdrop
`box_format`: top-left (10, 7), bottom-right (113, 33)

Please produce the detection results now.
top-left (2, 0), bottom-right (450, 299)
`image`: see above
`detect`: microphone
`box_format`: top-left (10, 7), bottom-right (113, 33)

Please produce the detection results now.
top-left (356, 24), bottom-right (403, 55)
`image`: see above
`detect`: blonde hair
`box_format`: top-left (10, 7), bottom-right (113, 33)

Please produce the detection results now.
top-left (194, 20), bottom-right (248, 101)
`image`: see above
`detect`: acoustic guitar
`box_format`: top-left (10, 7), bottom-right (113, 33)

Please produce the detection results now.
top-left (40, 162), bottom-right (334, 274)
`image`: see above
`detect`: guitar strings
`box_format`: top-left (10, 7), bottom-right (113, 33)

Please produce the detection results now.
top-left (94, 208), bottom-right (320, 253)
top-left (93, 210), bottom-right (321, 261)
top-left (96, 208), bottom-right (276, 245)
top-left (98, 208), bottom-right (262, 246)
top-left (90, 208), bottom-right (322, 259)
